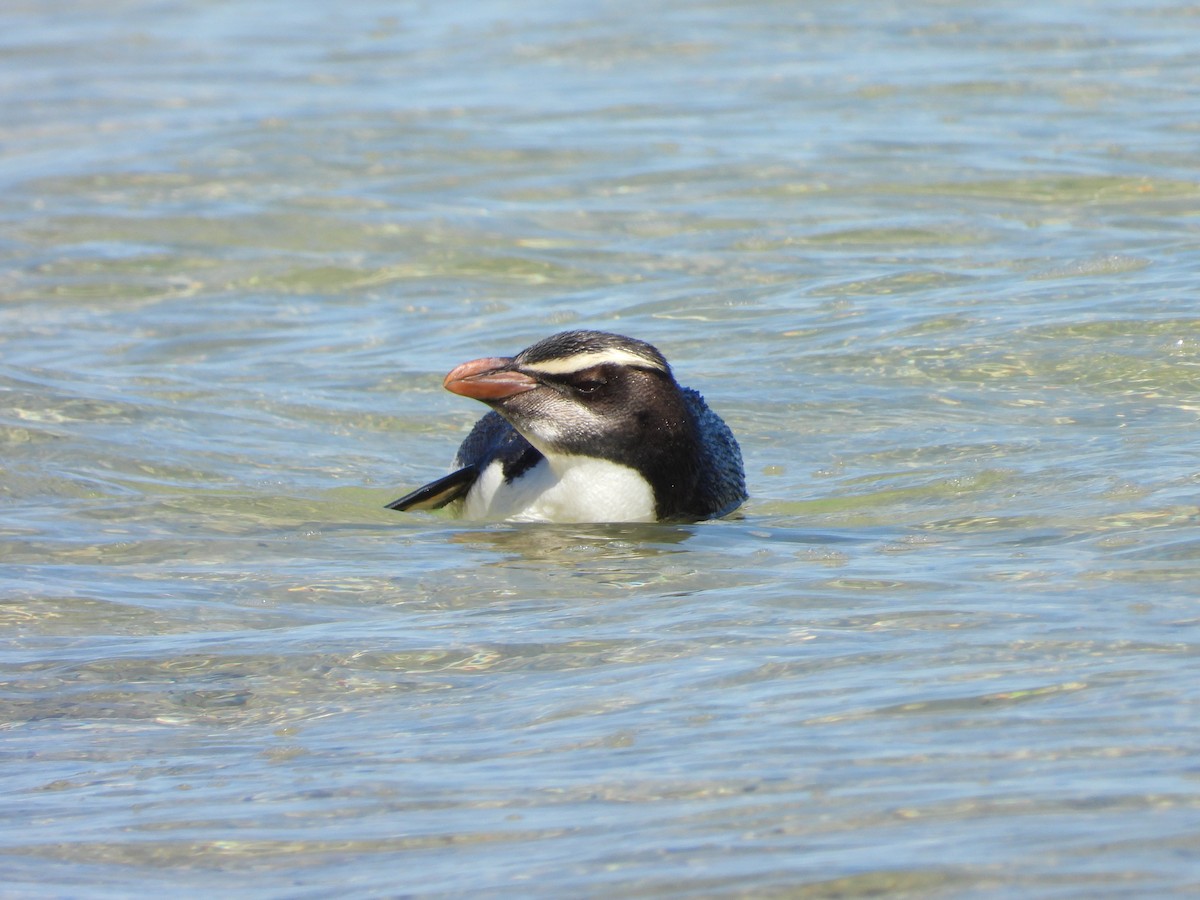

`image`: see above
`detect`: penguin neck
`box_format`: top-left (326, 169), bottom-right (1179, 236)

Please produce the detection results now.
top-left (611, 405), bottom-right (705, 521)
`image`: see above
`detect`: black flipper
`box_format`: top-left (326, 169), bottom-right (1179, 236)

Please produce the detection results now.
top-left (387, 411), bottom-right (543, 514)
top-left (385, 465), bottom-right (478, 511)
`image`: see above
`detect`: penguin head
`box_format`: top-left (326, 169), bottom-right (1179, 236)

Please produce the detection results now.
top-left (442, 330), bottom-right (692, 463)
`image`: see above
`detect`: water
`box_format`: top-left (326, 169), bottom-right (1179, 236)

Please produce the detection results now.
top-left (4, 0), bottom-right (1200, 896)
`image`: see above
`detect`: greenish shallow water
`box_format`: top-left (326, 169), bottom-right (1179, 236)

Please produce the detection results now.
top-left (3, 1), bottom-right (1200, 897)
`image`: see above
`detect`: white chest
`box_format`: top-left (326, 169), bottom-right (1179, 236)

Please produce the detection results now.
top-left (463, 454), bottom-right (656, 523)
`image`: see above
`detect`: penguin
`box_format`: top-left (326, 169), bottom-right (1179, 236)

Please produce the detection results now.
top-left (386, 330), bottom-right (746, 523)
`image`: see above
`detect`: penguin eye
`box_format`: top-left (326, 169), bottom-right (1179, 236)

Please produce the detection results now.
top-left (564, 365), bottom-right (612, 398)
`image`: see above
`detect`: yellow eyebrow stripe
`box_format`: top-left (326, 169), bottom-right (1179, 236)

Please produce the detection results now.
top-left (519, 348), bottom-right (666, 376)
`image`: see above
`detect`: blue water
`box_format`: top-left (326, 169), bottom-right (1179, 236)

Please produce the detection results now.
top-left (3, 1), bottom-right (1200, 896)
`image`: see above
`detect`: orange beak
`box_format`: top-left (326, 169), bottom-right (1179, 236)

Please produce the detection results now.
top-left (443, 356), bottom-right (538, 401)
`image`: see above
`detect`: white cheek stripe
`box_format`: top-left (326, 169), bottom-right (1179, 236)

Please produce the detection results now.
top-left (520, 348), bottom-right (665, 376)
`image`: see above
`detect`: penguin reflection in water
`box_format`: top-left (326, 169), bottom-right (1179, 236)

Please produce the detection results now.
top-left (387, 331), bottom-right (746, 523)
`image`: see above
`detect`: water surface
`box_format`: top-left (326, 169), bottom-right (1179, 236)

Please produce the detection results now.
top-left (3, 1), bottom-right (1200, 896)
